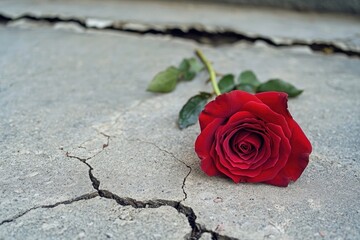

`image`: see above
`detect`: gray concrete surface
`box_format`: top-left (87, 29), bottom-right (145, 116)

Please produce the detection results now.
top-left (0, 0), bottom-right (360, 51)
top-left (0, 197), bottom-right (190, 239)
top-left (0, 1), bottom-right (360, 239)
top-left (186, 0), bottom-right (360, 15)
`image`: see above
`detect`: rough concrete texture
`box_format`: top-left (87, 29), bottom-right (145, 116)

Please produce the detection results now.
top-left (0, 1), bottom-right (360, 240)
top-left (0, 0), bottom-right (360, 52)
top-left (190, 0), bottom-right (360, 14)
top-left (0, 24), bottom-right (98, 220)
top-left (0, 196), bottom-right (190, 239)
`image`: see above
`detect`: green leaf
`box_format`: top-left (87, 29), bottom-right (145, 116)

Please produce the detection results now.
top-left (178, 58), bottom-right (204, 81)
top-left (256, 79), bottom-right (303, 97)
top-left (178, 92), bottom-right (212, 129)
top-left (236, 83), bottom-right (256, 93)
top-left (147, 66), bottom-right (180, 93)
top-left (180, 70), bottom-right (196, 81)
top-left (218, 74), bottom-right (235, 93)
top-left (238, 70), bottom-right (261, 87)
top-left (188, 58), bottom-right (203, 73)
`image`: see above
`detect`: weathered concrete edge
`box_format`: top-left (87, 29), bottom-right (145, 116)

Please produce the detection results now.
top-left (0, 12), bottom-right (359, 57)
top-left (171, 0), bottom-right (360, 15)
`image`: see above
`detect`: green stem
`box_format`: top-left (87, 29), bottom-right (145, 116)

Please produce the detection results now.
top-left (195, 49), bottom-right (221, 96)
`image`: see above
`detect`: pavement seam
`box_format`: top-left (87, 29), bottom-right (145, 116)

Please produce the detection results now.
top-left (0, 192), bottom-right (99, 226)
top-left (0, 12), bottom-right (359, 58)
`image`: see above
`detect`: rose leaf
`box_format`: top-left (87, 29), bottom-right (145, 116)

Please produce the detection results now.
top-left (256, 79), bottom-right (304, 97)
top-left (238, 70), bottom-right (261, 87)
top-left (236, 83), bottom-right (256, 93)
top-left (178, 92), bottom-right (212, 129)
top-left (178, 58), bottom-right (204, 81)
top-left (147, 66), bottom-right (180, 93)
top-left (218, 74), bottom-right (235, 93)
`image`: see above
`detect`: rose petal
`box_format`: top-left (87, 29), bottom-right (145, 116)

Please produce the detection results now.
top-left (248, 130), bottom-right (281, 170)
top-left (222, 125), bottom-right (272, 170)
top-left (200, 155), bottom-right (221, 176)
top-left (195, 118), bottom-right (224, 176)
top-left (239, 133), bottom-right (262, 151)
top-left (199, 91), bottom-right (262, 130)
top-left (215, 153), bottom-right (263, 180)
top-left (242, 101), bottom-right (291, 138)
top-left (218, 128), bottom-right (252, 169)
top-left (264, 173), bottom-right (290, 187)
top-left (249, 130), bottom-right (291, 182)
top-left (214, 112), bottom-right (259, 166)
top-left (256, 123), bottom-right (287, 170)
top-left (278, 120), bottom-right (312, 181)
top-left (255, 91), bottom-right (292, 119)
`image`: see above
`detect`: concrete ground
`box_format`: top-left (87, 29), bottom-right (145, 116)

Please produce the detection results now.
top-left (0, 0), bottom-right (359, 239)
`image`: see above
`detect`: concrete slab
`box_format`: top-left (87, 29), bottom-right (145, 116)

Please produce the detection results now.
top-left (0, 0), bottom-right (359, 51)
top-left (0, 24), bottom-right (204, 237)
top-left (0, 25), bottom-right (98, 220)
top-left (0, 153), bottom-right (92, 222)
top-left (0, 197), bottom-right (190, 239)
top-left (191, 0), bottom-right (360, 14)
top-left (0, 6), bottom-right (359, 240)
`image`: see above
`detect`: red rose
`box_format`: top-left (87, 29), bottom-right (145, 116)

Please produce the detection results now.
top-left (195, 90), bottom-right (312, 187)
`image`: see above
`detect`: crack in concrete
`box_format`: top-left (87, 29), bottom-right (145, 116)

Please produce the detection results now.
top-left (63, 130), bottom-right (110, 190)
top-left (130, 138), bottom-right (192, 202)
top-left (90, 98), bottom-right (148, 139)
top-left (325, 80), bottom-right (346, 92)
top-left (64, 151), bottom-right (101, 190)
top-left (64, 131), bottom-right (110, 160)
top-left (0, 123), bottom-right (235, 238)
top-left (63, 136), bottom-right (236, 239)
top-left (100, 132), bottom-right (110, 149)
top-left (65, 158), bottom-right (236, 239)
top-left (0, 18), bottom-right (241, 238)
top-left (0, 13), bottom-right (359, 57)
top-left (97, 189), bottom-right (238, 240)
top-left (0, 192), bottom-right (99, 226)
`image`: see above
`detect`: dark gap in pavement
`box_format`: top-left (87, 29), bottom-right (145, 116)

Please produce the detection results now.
top-left (98, 189), bottom-right (238, 240)
top-left (0, 192), bottom-right (99, 226)
top-left (122, 27), bottom-right (360, 57)
top-left (129, 138), bottom-right (191, 201)
top-left (1, 13), bottom-right (359, 58)
top-left (0, 14), bottom-right (11, 24)
top-left (63, 141), bottom-right (236, 239)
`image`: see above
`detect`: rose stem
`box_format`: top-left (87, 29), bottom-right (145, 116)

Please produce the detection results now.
top-left (195, 49), bottom-right (221, 96)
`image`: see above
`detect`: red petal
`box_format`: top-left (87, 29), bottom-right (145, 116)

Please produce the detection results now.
top-left (242, 101), bottom-right (291, 138)
top-left (255, 91), bottom-right (292, 119)
top-left (200, 156), bottom-right (221, 176)
top-left (264, 173), bottom-right (290, 187)
top-left (263, 121), bottom-right (311, 186)
top-left (281, 120), bottom-right (312, 181)
top-left (199, 90), bottom-right (261, 130)
top-left (195, 118), bottom-right (224, 176)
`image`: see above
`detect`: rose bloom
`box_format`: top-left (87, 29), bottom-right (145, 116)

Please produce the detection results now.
top-left (195, 90), bottom-right (312, 187)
